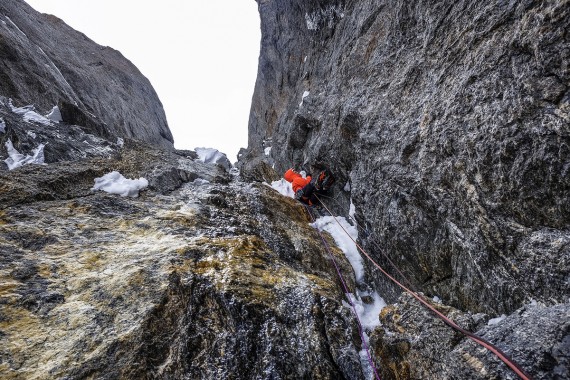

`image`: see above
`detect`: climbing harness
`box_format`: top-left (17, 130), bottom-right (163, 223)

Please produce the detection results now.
top-left (304, 205), bottom-right (382, 380)
top-left (312, 195), bottom-right (532, 380)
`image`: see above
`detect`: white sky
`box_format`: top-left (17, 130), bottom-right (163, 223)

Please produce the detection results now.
top-left (24, 0), bottom-right (261, 161)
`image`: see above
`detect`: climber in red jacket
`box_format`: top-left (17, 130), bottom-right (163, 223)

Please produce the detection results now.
top-left (284, 167), bottom-right (335, 206)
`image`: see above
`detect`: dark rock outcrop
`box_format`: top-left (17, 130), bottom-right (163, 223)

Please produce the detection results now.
top-left (371, 293), bottom-right (569, 379)
top-left (0, 0), bottom-right (173, 148)
top-left (242, 0), bottom-right (569, 377)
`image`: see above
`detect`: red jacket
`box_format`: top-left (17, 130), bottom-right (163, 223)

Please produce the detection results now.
top-left (284, 169), bottom-right (312, 193)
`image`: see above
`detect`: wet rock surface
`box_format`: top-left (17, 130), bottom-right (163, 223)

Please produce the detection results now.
top-left (0, 147), bottom-right (367, 379)
top-left (0, 0), bottom-right (172, 148)
top-left (242, 0), bottom-right (569, 377)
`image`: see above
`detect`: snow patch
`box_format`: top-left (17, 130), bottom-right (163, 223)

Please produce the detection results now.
top-left (487, 314), bottom-right (507, 326)
top-left (195, 147), bottom-right (231, 170)
top-left (24, 111), bottom-right (51, 125)
top-left (9, 100), bottom-right (51, 125)
top-left (0, 118), bottom-right (5, 133)
top-left (433, 296), bottom-right (442, 303)
top-left (344, 181), bottom-right (351, 192)
top-left (270, 178), bottom-right (295, 198)
top-left (351, 291), bottom-right (386, 331)
top-left (4, 139), bottom-right (45, 170)
top-left (91, 171), bottom-right (148, 197)
top-left (264, 147), bottom-right (272, 156)
top-left (27, 131), bottom-right (37, 139)
top-left (311, 215), bottom-right (365, 282)
top-left (117, 137), bottom-right (124, 148)
top-left (46, 106), bottom-right (63, 122)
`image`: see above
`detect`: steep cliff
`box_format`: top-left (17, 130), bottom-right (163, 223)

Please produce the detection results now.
top-left (241, 0), bottom-right (569, 378)
top-left (0, 0), bottom-right (172, 149)
top-left (1, 0), bottom-right (568, 378)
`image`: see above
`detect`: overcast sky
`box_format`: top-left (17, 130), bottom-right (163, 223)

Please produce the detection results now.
top-left (25, 0), bottom-right (261, 161)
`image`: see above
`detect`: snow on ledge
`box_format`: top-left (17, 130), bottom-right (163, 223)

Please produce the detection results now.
top-left (195, 147), bottom-right (231, 170)
top-left (91, 171), bottom-right (148, 198)
top-left (270, 178), bottom-right (295, 198)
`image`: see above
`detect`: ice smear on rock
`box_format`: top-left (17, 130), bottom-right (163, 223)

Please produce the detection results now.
top-left (91, 171), bottom-right (148, 197)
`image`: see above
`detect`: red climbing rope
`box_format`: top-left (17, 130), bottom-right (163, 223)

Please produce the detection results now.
top-left (314, 195), bottom-right (532, 380)
top-left (304, 205), bottom-right (382, 380)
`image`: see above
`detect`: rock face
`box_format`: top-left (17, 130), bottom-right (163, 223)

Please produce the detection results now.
top-left (241, 0), bottom-right (569, 377)
top-left (0, 0), bottom-right (173, 149)
top-left (0, 144), bottom-right (369, 379)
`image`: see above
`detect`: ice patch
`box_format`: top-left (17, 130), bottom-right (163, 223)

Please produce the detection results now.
top-left (46, 106), bottom-right (62, 122)
top-left (487, 314), bottom-right (507, 326)
top-left (311, 215), bottom-right (364, 282)
top-left (433, 296), bottom-right (442, 303)
top-left (4, 139), bottom-right (45, 170)
top-left (195, 147), bottom-right (231, 170)
top-left (91, 171), bottom-right (148, 197)
top-left (0, 118), bottom-right (5, 133)
top-left (270, 178), bottom-right (295, 198)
